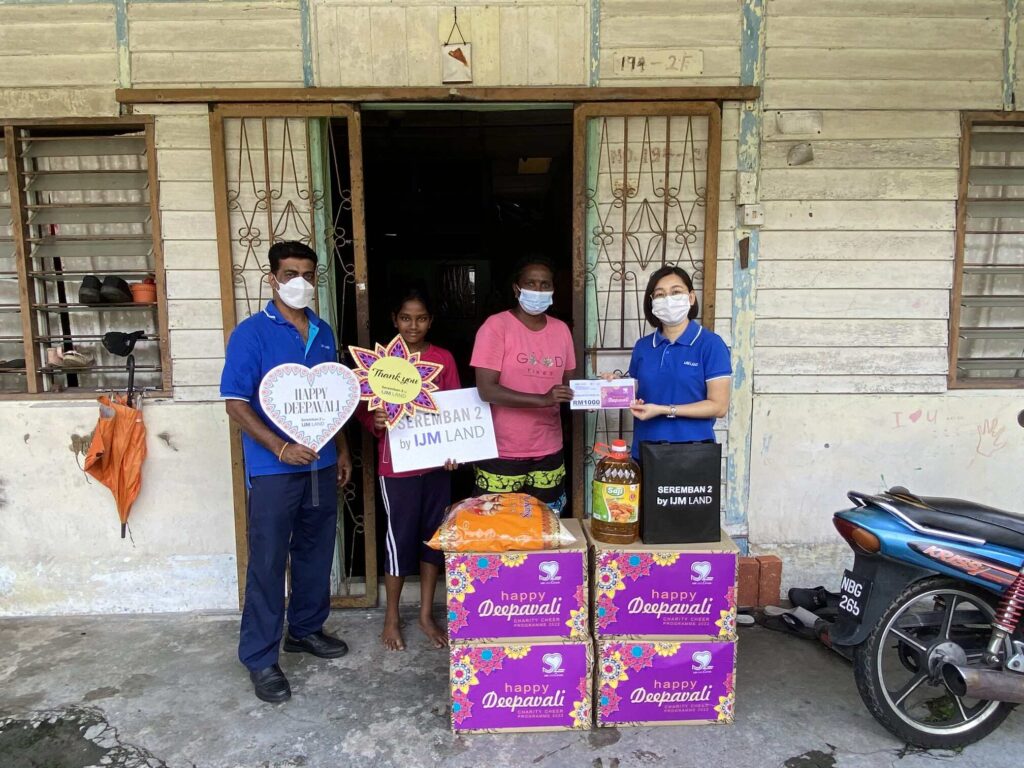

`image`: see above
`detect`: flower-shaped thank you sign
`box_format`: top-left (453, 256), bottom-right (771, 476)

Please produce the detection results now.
top-left (348, 334), bottom-right (443, 429)
top-left (259, 362), bottom-right (360, 451)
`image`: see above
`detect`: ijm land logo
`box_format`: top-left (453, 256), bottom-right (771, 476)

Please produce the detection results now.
top-left (690, 560), bottom-right (713, 583)
top-left (691, 650), bottom-right (714, 672)
top-left (538, 560), bottom-right (561, 583)
top-left (542, 653), bottom-right (564, 676)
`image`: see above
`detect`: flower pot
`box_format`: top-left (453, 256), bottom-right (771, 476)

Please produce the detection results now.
top-left (131, 283), bottom-right (157, 304)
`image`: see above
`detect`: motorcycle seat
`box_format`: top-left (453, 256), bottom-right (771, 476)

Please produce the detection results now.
top-left (884, 487), bottom-right (1024, 551)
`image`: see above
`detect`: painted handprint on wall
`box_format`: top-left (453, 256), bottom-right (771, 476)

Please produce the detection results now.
top-left (972, 417), bottom-right (1008, 463)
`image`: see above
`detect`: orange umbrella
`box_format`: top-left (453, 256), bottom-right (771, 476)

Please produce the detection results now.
top-left (84, 395), bottom-right (147, 538)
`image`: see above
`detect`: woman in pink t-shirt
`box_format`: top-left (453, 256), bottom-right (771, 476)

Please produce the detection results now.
top-left (470, 258), bottom-right (576, 514)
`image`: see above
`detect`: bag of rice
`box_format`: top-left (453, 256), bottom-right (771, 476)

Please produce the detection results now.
top-left (426, 493), bottom-right (575, 552)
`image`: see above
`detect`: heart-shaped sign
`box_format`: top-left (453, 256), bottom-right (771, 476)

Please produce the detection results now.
top-left (542, 653), bottom-right (563, 674)
top-left (259, 362), bottom-right (360, 452)
top-left (538, 560), bottom-right (560, 581)
top-left (691, 650), bottom-right (713, 671)
top-left (691, 560), bottom-right (712, 581)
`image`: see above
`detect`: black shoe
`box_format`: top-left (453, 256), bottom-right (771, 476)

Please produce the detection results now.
top-left (79, 275), bottom-right (102, 305)
top-left (788, 586), bottom-right (840, 613)
top-left (283, 630), bottom-right (349, 659)
top-left (249, 663), bottom-right (291, 703)
top-left (100, 276), bottom-right (133, 304)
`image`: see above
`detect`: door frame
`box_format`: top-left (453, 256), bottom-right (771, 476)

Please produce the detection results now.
top-left (210, 103), bottom-right (375, 609)
top-left (570, 101), bottom-right (724, 520)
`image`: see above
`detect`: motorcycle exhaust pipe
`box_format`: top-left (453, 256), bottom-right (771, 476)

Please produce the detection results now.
top-left (941, 664), bottom-right (1024, 705)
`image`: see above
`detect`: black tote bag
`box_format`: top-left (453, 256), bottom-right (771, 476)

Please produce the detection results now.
top-left (640, 441), bottom-right (722, 545)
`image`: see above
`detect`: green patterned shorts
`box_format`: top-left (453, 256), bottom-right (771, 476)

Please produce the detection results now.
top-left (473, 451), bottom-right (567, 514)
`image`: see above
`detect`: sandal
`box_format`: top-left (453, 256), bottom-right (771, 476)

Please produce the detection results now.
top-left (59, 349), bottom-right (94, 369)
top-left (758, 611), bottom-right (830, 643)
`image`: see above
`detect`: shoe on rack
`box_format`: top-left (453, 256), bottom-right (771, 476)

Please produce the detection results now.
top-left (59, 348), bottom-right (94, 369)
top-left (249, 663), bottom-right (291, 704)
top-left (79, 275), bottom-right (102, 305)
top-left (283, 629), bottom-right (349, 659)
top-left (100, 276), bottom-right (133, 304)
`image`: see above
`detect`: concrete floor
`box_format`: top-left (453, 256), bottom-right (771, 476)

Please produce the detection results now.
top-left (0, 610), bottom-right (1021, 768)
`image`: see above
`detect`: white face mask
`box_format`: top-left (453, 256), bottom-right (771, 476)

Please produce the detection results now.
top-left (273, 275), bottom-right (315, 310)
top-left (651, 294), bottom-right (691, 326)
top-left (517, 288), bottom-right (554, 316)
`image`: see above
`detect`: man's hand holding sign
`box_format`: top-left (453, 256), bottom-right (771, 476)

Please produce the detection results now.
top-left (258, 361), bottom-right (360, 486)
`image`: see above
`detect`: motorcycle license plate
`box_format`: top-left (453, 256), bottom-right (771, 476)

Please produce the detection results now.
top-left (838, 570), bottom-right (871, 623)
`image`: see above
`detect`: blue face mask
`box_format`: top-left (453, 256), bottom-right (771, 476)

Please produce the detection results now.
top-left (517, 288), bottom-right (554, 316)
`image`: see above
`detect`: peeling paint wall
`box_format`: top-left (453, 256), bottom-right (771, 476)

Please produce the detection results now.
top-left (748, 393), bottom-right (1024, 589)
top-left (0, 401), bottom-right (236, 615)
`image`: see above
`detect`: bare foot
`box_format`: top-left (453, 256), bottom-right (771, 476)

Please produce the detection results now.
top-left (418, 614), bottom-right (448, 649)
top-left (381, 616), bottom-right (405, 651)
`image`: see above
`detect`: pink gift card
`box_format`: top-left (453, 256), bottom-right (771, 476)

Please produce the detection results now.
top-left (450, 640), bottom-right (593, 732)
top-left (596, 639), bottom-right (736, 726)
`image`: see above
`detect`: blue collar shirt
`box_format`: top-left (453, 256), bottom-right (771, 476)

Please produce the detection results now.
top-left (220, 301), bottom-right (339, 478)
top-left (627, 321), bottom-right (732, 460)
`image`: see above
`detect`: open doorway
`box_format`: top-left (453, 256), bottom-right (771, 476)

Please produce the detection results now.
top-left (342, 106), bottom-right (575, 570)
top-left (359, 108), bottom-right (573, 376)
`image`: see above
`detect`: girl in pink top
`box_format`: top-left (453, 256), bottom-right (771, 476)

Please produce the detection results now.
top-left (356, 287), bottom-right (460, 651)
top-left (470, 258), bottom-right (576, 514)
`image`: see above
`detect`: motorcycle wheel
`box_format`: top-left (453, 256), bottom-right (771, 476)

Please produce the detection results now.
top-left (854, 576), bottom-right (1016, 749)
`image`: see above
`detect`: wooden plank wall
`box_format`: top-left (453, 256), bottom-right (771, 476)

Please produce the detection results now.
top-left (148, 104), bottom-right (224, 401)
top-left (128, 1), bottom-right (305, 88)
top-left (758, 0), bottom-right (1006, 394)
top-left (598, 0), bottom-right (742, 87)
top-left (314, 0), bottom-right (588, 86)
top-left (0, 5), bottom-right (119, 117)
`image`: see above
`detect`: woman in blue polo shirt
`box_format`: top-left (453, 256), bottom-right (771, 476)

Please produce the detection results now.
top-left (626, 265), bottom-right (732, 460)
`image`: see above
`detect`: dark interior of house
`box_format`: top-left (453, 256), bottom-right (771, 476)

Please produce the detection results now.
top-left (331, 108), bottom-right (575, 579)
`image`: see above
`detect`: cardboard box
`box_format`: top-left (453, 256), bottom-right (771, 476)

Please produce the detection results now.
top-left (445, 519), bottom-right (588, 642)
top-left (450, 639), bottom-right (593, 733)
top-left (595, 639), bottom-right (736, 727)
top-left (583, 522), bottom-right (739, 640)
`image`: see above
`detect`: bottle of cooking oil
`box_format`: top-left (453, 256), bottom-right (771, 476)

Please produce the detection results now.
top-left (591, 439), bottom-right (641, 545)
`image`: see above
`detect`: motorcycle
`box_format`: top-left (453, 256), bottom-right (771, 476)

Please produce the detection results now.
top-left (828, 486), bottom-right (1024, 748)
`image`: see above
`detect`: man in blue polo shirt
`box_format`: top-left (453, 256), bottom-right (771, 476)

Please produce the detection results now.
top-left (221, 240), bottom-right (353, 704)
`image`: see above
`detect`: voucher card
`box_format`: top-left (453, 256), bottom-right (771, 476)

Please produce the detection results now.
top-left (568, 379), bottom-right (636, 411)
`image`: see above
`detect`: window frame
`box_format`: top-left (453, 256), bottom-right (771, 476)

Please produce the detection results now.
top-left (0, 116), bottom-right (171, 401)
top-left (950, 111), bottom-right (1024, 390)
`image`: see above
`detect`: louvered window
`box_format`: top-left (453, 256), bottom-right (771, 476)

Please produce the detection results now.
top-left (0, 119), bottom-right (169, 397)
top-left (951, 115), bottom-right (1024, 387)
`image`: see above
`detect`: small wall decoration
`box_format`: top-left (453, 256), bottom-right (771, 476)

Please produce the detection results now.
top-left (349, 334), bottom-right (444, 429)
top-left (442, 8), bottom-right (472, 84)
